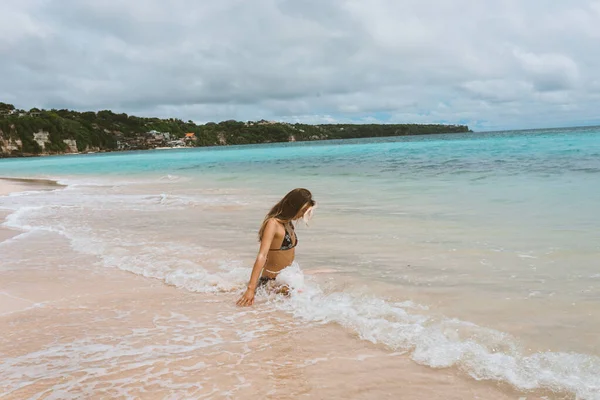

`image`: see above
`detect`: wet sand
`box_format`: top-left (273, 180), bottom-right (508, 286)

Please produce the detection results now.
top-left (0, 179), bottom-right (571, 399)
top-left (0, 234), bottom-right (541, 399)
top-left (0, 177), bottom-right (63, 193)
top-left (0, 177), bottom-right (61, 243)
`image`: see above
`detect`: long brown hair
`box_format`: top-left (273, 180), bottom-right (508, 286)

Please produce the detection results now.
top-left (258, 188), bottom-right (315, 241)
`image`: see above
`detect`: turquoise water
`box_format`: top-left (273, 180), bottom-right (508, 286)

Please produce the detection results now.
top-left (2, 125), bottom-right (599, 275)
top-left (2, 126), bottom-right (599, 278)
top-left (2, 126), bottom-right (600, 180)
top-left (3, 126), bottom-right (599, 244)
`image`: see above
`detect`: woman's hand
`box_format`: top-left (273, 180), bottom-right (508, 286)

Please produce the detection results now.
top-left (236, 288), bottom-right (255, 307)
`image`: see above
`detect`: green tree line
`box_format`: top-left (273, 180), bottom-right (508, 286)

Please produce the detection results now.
top-left (0, 103), bottom-right (470, 156)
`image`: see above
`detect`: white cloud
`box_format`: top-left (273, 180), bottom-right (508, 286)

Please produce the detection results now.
top-left (512, 49), bottom-right (580, 91)
top-left (1, 0), bottom-right (600, 131)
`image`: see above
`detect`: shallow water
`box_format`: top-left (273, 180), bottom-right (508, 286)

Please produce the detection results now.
top-left (1, 127), bottom-right (600, 399)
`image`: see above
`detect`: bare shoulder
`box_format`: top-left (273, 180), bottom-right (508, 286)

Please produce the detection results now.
top-left (265, 217), bottom-right (282, 230)
top-left (260, 218), bottom-right (282, 243)
top-left (264, 218), bottom-right (285, 234)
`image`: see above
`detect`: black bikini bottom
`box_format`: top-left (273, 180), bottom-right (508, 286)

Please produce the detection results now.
top-left (258, 276), bottom-right (276, 286)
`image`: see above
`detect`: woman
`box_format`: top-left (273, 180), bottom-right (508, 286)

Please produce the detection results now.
top-left (236, 188), bottom-right (316, 307)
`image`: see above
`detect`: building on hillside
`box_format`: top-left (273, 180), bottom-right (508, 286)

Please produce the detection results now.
top-left (147, 130), bottom-right (170, 139)
top-left (145, 130), bottom-right (171, 147)
top-left (184, 133), bottom-right (196, 146)
top-left (116, 140), bottom-right (129, 151)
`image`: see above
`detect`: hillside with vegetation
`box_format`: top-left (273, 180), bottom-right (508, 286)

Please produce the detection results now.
top-left (0, 102), bottom-right (471, 157)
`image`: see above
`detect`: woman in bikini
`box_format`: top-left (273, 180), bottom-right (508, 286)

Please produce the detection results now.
top-left (236, 188), bottom-right (316, 307)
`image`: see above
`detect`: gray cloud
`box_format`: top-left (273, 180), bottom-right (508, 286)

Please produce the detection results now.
top-left (1, 0), bottom-right (600, 130)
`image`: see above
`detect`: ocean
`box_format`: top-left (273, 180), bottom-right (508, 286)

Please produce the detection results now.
top-left (1, 127), bottom-right (599, 399)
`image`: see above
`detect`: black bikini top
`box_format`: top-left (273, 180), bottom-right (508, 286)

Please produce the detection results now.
top-left (271, 223), bottom-right (297, 251)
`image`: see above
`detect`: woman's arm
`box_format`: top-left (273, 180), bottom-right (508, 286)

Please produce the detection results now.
top-left (236, 219), bottom-right (277, 306)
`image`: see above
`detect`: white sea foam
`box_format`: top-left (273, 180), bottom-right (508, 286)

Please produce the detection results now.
top-left (272, 274), bottom-right (600, 399)
top-left (54, 178), bottom-right (116, 187)
top-left (159, 174), bottom-right (182, 181)
top-left (518, 254), bottom-right (538, 259)
top-left (3, 206), bottom-right (52, 231)
top-left (54, 174), bottom-right (192, 188)
top-left (151, 193), bottom-right (247, 207)
top-left (276, 263), bottom-right (306, 289)
top-left (4, 189), bottom-right (60, 197)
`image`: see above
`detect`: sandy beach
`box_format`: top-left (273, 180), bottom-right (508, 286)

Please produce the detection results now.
top-left (1, 178), bottom-right (61, 314)
top-left (0, 242), bottom-right (528, 399)
top-left (0, 178), bottom-right (557, 399)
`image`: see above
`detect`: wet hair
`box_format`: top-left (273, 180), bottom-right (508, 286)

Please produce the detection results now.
top-left (258, 188), bottom-right (315, 241)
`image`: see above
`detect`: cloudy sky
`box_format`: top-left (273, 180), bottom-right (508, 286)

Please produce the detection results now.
top-left (2, 0), bottom-right (600, 131)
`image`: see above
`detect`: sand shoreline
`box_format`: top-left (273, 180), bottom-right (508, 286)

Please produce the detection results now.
top-left (0, 176), bottom-right (64, 193)
top-left (0, 235), bottom-right (528, 399)
top-left (0, 176), bottom-right (560, 399)
top-left (1, 178), bottom-right (62, 314)
top-left (0, 177), bottom-right (63, 242)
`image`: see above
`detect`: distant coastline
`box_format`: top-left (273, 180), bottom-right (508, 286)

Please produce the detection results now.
top-left (1, 102), bottom-right (470, 158)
